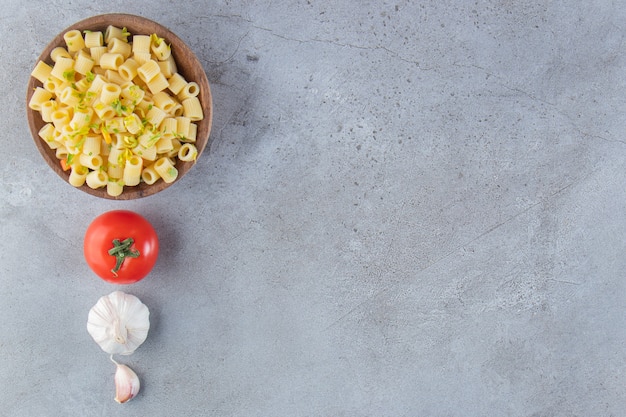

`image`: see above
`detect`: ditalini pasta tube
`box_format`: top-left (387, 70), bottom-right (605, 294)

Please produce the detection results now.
top-left (108, 38), bottom-right (132, 58)
top-left (107, 180), bottom-right (124, 197)
top-left (123, 155), bottom-right (143, 186)
top-left (28, 88), bottom-right (53, 111)
top-left (82, 135), bottom-right (102, 156)
top-left (89, 46), bottom-right (107, 66)
top-left (158, 57), bottom-right (177, 78)
top-left (178, 143), bottom-right (198, 162)
top-left (79, 154), bottom-right (103, 170)
top-left (100, 83), bottom-right (121, 104)
top-left (86, 170), bottom-right (108, 189)
top-left (134, 144), bottom-right (157, 161)
top-left (31, 61), bottom-right (52, 83)
top-left (40, 101), bottom-right (57, 123)
top-left (152, 91), bottom-right (178, 113)
top-left (146, 73), bottom-right (169, 94)
top-left (68, 165), bottom-right (89, 187)
top-left (132, 35), bottom-right (151, 54)
top-left (74, 50), bottom-right (95, 75)
top-left (141, 163), bottom-right (160, 185)
top-left (154, 157), bottom-right (178, 183)
top-left (151, 38), bottom-right (171, 60)
top-left (99, 53), bottom-right (124, 70)
top-left (84, 31), bottom-right (103, 48)
top-left (107, 164), bottom-right (124, 179)
top-left (50, 56), bottom-right (74, 80)
top-left (63, 30), bottom-right (86, 52)
top-left (50, 47), bottom-right (71, 62)
top-left (182, 97), bottom-right (203, 121)
top-left (118, 58), bottom-right (139, 81)
top-left (177, 82), bottom-right (200, 100)
top-left (137, 60), bottom-right (160, 82)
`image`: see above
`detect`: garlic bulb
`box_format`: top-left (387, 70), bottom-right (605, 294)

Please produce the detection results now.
top-left (87, 291), bottom-right (150, 355)
top-left (112, 358), bottom-right (141, 403)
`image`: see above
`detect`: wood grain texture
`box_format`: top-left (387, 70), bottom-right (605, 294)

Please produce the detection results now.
top-left (26, 14), bottom-right (213, 200)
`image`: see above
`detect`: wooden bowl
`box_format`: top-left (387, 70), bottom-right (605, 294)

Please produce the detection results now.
top-left (26, 14), bottom-right (213, 199)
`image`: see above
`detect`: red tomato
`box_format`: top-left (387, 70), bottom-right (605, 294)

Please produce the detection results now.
top-left (84, 210), bottom-right (159, 284)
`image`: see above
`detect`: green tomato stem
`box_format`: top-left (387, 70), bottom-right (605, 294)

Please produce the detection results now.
top-left (108, 238), bottom-right (140, 276)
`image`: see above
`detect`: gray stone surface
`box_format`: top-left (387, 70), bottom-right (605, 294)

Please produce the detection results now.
top-left (2, 1), bottom-right (626, 415)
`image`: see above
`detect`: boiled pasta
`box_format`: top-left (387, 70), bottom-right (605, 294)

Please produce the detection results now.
top-left (64, 30), bottom-right (86, 52)
top-left (175, 116), bottom-right (191, 139)
top-left (86, 170), bottom-right (108, 189)
top-left (43, 76), bottom-right (63, 94)
top-left (105, 69), bottom-right (126, 85)
top-left (155, 137), bottom-right (174, 154)
top-left (50, 109), bottom-right (70, 130)
top-left (134, 143), bottom-right (157, 161)
top-left (88, 74), bottom-right (107, 94)
top-left (50, 56), bottom-right (74, 81)
top-left (99, 53), bottom-right (124, 70)
top-left (167, 73), bottom-right (186, 95)
top-left (100, 83), bottom-right (121, 104)
top-left (158, 57), bottom-right (177, 78)
top-left (133, 51), bottom-right (152, 65)
top-left (38, 123), bottom-right (56, 144)
top-left (151, 40), bottom-right (170, 60)
top-left (145, 106), bottom-right (166, 126)
top-left (123, 155), bottom-right (143, 186)
top-left (182, 97), bottom-right (203, 121)
top-left (79, 154), bottom-right (103, 170)
top-left (107, 179), bottom-right (124, 197)
top-left (160, 117), bottom-right (177, 138)
top-left (107, 163), bottom-right (124, 179)
top-left (73, 77), bottom-right (91, 92)
top-left (40, 101), bottom-right (57, 123)
top-left (93, 99), bottom-right (116, 119)
top-left (152, 91), bottom-right (177, 113)
top-left (178, 143), bottom-right (198, 162)
top-left (123, 113), bottom-right (143, 134)
top-left (68, 165), bottom-right (88, 187)
top-left (55, 146), bottom-right (69, 160)
top-left (168, 139), bottom-right (182, 157)
top-left (82, 135), bottom-right (101, 156)
top-left (177, 82), bottom-right (199, 100)
top-left (137, 59), bottom-right (160, 82)
top-left (31, 61), bottom-right (53, 83)
top-left (118, 58), bottom-right (139, 81)
top-left (141, 164), bottom-right (160, 185)
top-left (132, 35), bottom-right (151, 54)
top-left (58, 86), bottom-right (81, 107)
top-left (69, 108), bottom-right (93, 130)
top-left (108, 38), bottom-right (132, 58)
top-left (50, 47), bottom-right (71, 62)
top-left (29, 25), bottom-right (205, 196)
top-left (89, 46), bottom-right (108, 65)
top-left (73, 50), bottom-right (95, 75)
top-left (146, 72), bottom-right (169, 94)
top-left (105, 25), bottom-right (129, 43)
top-left (154, 157), bottom-right (178, 183)
top-left (28, 87), bottom-right (53, 111)
top-left (84, 31), bottom-right (103, 48)
top-left (187, 122), bottom-right (197, 142)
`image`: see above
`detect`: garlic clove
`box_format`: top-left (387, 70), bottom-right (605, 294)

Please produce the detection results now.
top-left (114, 362), bottom-right (141, 404)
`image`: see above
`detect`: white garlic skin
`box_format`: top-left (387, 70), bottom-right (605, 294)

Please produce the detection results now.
top-left (87, 291), bottom-right (150, 355)
top-left (114, 363), bottom-right (140, 403)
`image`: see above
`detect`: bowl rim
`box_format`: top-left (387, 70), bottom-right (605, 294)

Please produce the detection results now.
top-left (26, 13), bottom-right (213, 200)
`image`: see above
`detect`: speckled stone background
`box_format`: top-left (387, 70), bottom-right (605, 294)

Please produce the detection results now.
top-left (2, 1), bottom-right (626, 416)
